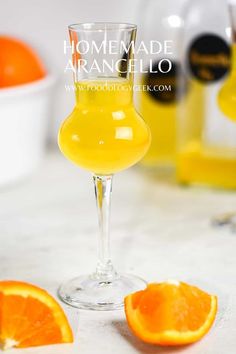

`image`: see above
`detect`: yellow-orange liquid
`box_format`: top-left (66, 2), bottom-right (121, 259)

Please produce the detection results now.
top-left (177, 141), bottom-right (236, 189)
top-left (218, 44), bottom-right (236, 121)
top-left (138, 82), bottom-right (176, 168)
top-left (177, 46), bottom-right (236, 188)
top-left (58, 79), bottom-right (151, 174)
top-left (138, 70), bottom-right (204, 171)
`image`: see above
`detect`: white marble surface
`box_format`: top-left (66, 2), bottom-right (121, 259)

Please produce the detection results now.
top-left (1, 151), bottom-right (236, 354)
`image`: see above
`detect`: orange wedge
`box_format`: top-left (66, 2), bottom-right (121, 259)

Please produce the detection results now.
top-left (125, 281), bottom-right (217, 346)
top-left (0, 281), bottom-right (73, 350)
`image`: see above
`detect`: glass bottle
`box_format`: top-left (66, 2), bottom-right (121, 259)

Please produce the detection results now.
top-left (218, 1), bottom-right (236, 121)
top-left (177, 0), bottom-right (236, 189)
top-left (136, 0), bottom-right (185, 172)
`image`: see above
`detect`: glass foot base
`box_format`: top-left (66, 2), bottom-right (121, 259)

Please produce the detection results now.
top-left (58, 273), bottom-right (147, 311)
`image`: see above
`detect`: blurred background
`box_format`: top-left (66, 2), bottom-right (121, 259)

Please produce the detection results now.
top-left (1, 0), bottom-right (164, 143)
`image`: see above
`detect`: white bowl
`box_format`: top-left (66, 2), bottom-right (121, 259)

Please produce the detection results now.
top-left (0, 75), bottom-right (55, 186)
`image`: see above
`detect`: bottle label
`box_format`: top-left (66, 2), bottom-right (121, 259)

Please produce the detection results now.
top-left (188, 33), bottom-right (231, 83)
top-left (144, 60), bottom-right (182, 104)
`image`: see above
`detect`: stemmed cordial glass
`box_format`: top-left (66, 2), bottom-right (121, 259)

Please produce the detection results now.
top-left (214, 1), bottom-right (236, 228)
top-left (58, 23), bottom-right (151, 310)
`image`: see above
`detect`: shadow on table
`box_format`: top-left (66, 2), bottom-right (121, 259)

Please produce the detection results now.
top-left (111, 320), bottom-right (191, 354)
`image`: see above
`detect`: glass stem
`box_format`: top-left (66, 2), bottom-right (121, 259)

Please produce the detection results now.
top-left (93, 174), bottom-right (117, 280)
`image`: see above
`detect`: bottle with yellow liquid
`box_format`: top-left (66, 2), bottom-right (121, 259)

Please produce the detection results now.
top-left (177, 0), bottom-right (236, 189)
top-left (213, 1), bottom-right (236, 225)
top-left (136, 0), bottom-right (185, 171)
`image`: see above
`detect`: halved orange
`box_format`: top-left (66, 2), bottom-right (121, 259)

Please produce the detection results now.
top-left (0, 281), bottom-right (73, 350)
top-left (125, 281), bottom-right (217, 346)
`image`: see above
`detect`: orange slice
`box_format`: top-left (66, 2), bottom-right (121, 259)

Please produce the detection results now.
top-left (125, 281), bottom-right (217, 346)
top-left (0, 281), bottom-right (73, 350)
